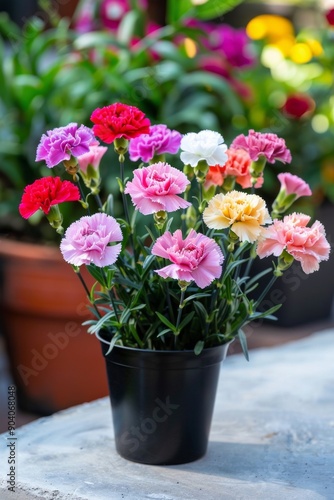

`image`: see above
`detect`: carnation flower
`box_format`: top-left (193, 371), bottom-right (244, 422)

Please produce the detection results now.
top-left (60, 213), bottom-right (123, 267)
top-left (180, 130), bottom-right (228, 167)
top-left (36, 123), bottom-right (94, 168)
top-left (203, 190), bottom-right (271, 243)
top-left (76, 141), bottom-right (108, 173)
top-left (277, 173), bottom-right (312, 198)
top-left (129, 124), bottom-right (182, 163)
top-left (124, 162), bottom-right (191, 215)
top-left (230, 130), bottom-right (292, 164)
top-left (19, 177), bottom-right (80, 219)
top-left (256, 213), bottom-right (331, 274)
top-left (205, 149), bottom-right (263, 190)
top-left (90, 103), bottom-right (151, 143)
top-left (152, 229), bottom-right (224, 288)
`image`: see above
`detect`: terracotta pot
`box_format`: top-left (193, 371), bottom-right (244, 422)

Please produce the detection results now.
top-left (0, 238), bottom-right (108, 415)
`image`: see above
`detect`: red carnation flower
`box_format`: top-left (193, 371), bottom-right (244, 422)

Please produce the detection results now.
top-left (19, 176), bottom-right (81, 219)
top-left (281, 93), bottom-right (315, 119)
top-left (90, 103), bottom-right (151, 144)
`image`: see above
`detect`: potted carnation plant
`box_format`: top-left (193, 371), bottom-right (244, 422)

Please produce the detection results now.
top-left (19, 103), bottom-right (330, 465)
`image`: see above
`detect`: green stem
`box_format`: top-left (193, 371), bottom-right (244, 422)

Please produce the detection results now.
top-left (119, 156), bottom-right (136, 262)
top-left (75, 175), bottom-right (90, 215)
top-left (175, 289), bottom-right (186, 332)
top-left (254, 274), bottom-right (278, 309)
top-left (76, 270), bottom-right (101, 319)
top-left (94, 193), bottom-right (104, 211)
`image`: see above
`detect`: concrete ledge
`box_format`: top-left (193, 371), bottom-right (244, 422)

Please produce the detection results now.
top-left (1, 329), bottom-right (334, 499)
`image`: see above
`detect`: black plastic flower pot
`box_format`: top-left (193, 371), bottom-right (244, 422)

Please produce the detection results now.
top-left (101, 340), bottom-right (230, 465)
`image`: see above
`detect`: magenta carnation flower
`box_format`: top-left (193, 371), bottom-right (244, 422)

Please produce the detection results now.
top-left (60, 212), bottom-right (123, 267)
top-left (230, 130), bottom-right (292, 164)
top-left (129, 124), bottom-right (182, 163)
top-left (152, 229), bottom-right (224, 288)
top-left (36, 123), bottom-right (95, 168)
top-left (256, 213), bottom-right (330, 274)
top-left (124, 162), bottom-right (191, 215)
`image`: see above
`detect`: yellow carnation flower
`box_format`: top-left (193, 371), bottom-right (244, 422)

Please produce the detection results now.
top-left (203, 190), bottom-right (271, 243)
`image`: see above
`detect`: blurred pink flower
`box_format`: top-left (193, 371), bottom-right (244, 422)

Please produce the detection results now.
top-left (256, 213), bottom-right (330, 274)
top-left (186, 19), bottom-right (254, 68)
top-left (60, 212), bottom-right (123, 267)
top-left (231, 130), bottom-right (292, 164)
top-left (129, 124), bottom-right (182, 162)
top-left (77, 141), bottom-right (108, 173)
top-left (152, 229), bottom-right (224, 288)
top-left (124, 162), bottom-right (191, 215)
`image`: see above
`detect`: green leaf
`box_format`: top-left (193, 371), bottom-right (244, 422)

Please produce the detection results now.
top-left (237, 329), bottom-right (249, 361)
top-left (194, 340), bottom-right (205, 356)
top-left (195, 0), bottom-right (245, 20)
top-left (86, 264), bottom-right (105, 285)
top-left (157, 328), bottom-right (173, 338)
top-left (166, 0), bottom-right (194, 24)
top-left (117, 10), bottom-right (140, 45)
top-left (73, 31), bottom-right (123, 51)
top-left (178, 311), bottom-right (195, 331)
top-left (156, 311), bottom-right (176, 333)
top-left (104, 332), bottom-right (123, 355)
top-left (250, 303), bottom-right (282, 320)
top-left (183, 293), bottom-right (210, 304)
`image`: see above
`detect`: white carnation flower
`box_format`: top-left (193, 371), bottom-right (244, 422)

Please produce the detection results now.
top-left (180, 130), bottom-right (228, 167)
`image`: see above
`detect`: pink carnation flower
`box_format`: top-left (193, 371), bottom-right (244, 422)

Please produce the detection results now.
top-left (256, 213), bottom-right (330, 274)
top-left (77, 141), bottom-right (108, 173)
top-left (60, 212), bottom-right (123, 267)
top-left (129, 124), bottom-right (182, 163)
top-left (230, 130), bottom-right (292, 164)
top-left (277, 172), bottom-right (312, 198)
top-left (36, 123), bottom-right (95, 168)
top-left (151, 229), bottom-right (224, 288)
top-left (124, 162), bottom-right (191, 215)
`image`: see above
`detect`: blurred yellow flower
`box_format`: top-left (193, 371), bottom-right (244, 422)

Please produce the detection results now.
top-left (290, 42), bottom-right (313, 63)
top-left (203, 190), bottom-right (271, 243)
top-left (273, 35), bottom-right (296, 57)
top-left (305, 38), bottom-right (323, 57)
top-left (246, 15), bottom-right (294, 42)
top-left (184, 38), bottom-right (197, 58)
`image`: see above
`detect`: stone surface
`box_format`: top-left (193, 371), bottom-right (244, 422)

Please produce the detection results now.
top-left (1, 330), bottom-right (334, 500)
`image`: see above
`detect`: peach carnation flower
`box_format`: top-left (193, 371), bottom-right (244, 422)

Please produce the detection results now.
top-left (205, 148), bottom-right (263, 190)
top-left (203, 190), bottom-right (271, 243)
top-left (256, 213), bottom-right (330, 274)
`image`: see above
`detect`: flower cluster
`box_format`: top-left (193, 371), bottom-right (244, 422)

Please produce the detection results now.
top-left (20, 103), bottom-right (331, 355)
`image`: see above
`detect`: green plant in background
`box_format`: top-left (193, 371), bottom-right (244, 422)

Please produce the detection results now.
top-left (0, 0), bottom-right (246, 242)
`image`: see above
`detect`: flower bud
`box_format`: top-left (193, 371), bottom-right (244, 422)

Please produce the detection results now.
top-left (114, 137), bottom-right (128, 155)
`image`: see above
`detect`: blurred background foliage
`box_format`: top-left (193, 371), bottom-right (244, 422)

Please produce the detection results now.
top-left (0, 0), bottom-right (333, 242)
